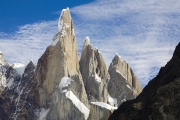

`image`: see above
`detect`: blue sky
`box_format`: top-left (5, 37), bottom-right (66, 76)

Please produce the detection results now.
top-left (0, 0), bottom-right (94, 32)
top-left (0, 0), bottom-right (180, 87)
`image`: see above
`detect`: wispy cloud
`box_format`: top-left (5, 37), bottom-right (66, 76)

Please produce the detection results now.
top-left (71, 0), bottom-right (180, 86)
top-left (0, 21), bottom-right (57, 64)
top-left (0, 0), bottom-right (180, 87)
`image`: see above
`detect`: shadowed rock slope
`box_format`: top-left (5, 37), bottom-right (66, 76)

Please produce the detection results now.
top-left (109, 42), bottom-right (180, 120)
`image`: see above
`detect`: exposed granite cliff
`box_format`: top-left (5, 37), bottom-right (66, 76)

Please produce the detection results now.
top-left (108, 55), bottom-right (142, 107)
top-left (79, 37), bottom-right (109, 103)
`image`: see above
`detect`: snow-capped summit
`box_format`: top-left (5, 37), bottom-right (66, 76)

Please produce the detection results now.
top-left (58, 7), bottom-right (71, 32)
top-left (82, 36), bottom-right (91, 51)
top-left (52, 7), bottom-right (74, 46)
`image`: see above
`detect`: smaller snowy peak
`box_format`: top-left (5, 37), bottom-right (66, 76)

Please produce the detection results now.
top-left (82, 36), bottom-right (91, 51)
top-left (115, 53), bottom-right (121, 58)
top-left (11, 63), bottom-right (26, 76)
top-left (114, 54), bottom-right (123, 61)
top-left (85, 36), bottom-right (90, 44)
top-left (94, 48), bottom-right (101, 54)
top-left (110, 54), bottom-right (124, 68)
top-left (0, 51), bottom-right (2, 55)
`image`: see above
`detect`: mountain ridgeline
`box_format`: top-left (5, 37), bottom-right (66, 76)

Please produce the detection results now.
top-left (0, 8), bottom-right (142, 120)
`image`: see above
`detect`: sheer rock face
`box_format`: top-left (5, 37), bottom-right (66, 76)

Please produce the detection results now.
top-left (79, 37), bottom-right (109, 103)
top-left (108, 55), bottom-right (142, 107)
top-left (32, 8), bottom-right (89, 120)
top-left (109, 42), bottom-right (180, 120)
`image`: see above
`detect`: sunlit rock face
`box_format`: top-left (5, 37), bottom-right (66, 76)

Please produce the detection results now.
top-left (32, 8), bottom-right (89, 120)
top-left (108, 55), bottom-right (142, 107)
top-left (79, 37), bottom-right (109, 103)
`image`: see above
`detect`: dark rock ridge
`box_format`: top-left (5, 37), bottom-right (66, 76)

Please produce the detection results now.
top-left (109, 42), bottom-right (180, 120)
top-left (0, 8), bottom-right (142, 120)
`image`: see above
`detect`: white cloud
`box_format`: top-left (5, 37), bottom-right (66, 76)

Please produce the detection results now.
top-left (0, 21), bottom-right (57, 64)
top-left (0, 0), bottom-right (180, 87)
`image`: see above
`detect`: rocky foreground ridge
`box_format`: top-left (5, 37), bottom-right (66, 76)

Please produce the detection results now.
top-left (109, 42), bottom-right (180, 120)
top-left (0, 8), bottom-right (142, 120)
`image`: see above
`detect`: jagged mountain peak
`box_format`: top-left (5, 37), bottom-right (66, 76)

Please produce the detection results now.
top-left (111, 54), bottom-right (125, 66)
top-left (109, 54), bottom-right (142, 95)
top-left (58, 7), bottom-right (72, 32)
top-left (82, 36), bottom-right (91, 50)
top-left (52, 7), bottom-right (74, 46)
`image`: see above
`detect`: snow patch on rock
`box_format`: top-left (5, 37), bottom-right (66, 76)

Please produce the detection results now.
top-left (59, 77), bottom-right (74, 90)
top-left (108, 94), bottom-right (118, 107)
top-left (126, 84), bottom-right (132, 90)
top-left (65, 90), bottom-right (90, 120)
top-left (95, 73), bottom-right (101, 83)
top-left (91, 102), bottom-right (117, 112)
